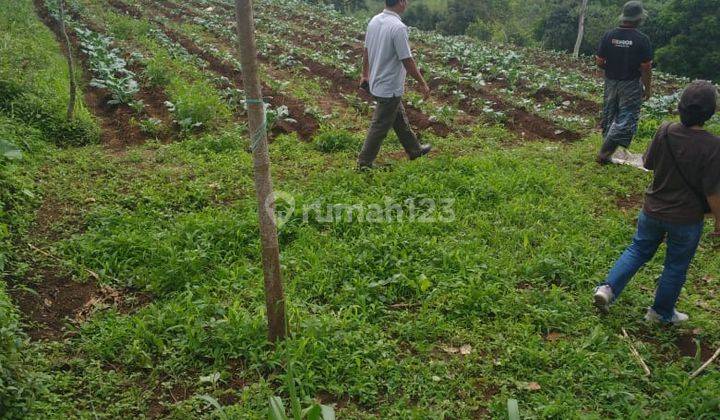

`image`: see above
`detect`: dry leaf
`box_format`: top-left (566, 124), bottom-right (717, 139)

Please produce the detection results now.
top-left (524, 382), bottom-right (541, 391)
top-left (546, 332), bottom-right (564, 342)
top-left (459, 345), bottom-right (472, 355)
top-left (43, 298), bottom-right (53, 307)
top-left (442, 346), bottom-right (459, 354)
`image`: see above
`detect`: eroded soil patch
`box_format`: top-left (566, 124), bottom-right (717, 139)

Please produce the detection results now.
top-left (616, 193), bottom-right (644, 212)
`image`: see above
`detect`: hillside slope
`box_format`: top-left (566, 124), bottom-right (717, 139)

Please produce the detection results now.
top-left (1, 0), bottom-right (719, 418)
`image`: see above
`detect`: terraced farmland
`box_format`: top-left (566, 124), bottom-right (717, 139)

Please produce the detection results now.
top-left (38, 0), bottom-right (692, 146)
top-left (2, 0), bottom-right (720, 418)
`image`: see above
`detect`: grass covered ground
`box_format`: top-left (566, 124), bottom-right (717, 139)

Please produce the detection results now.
top-left (2, 0), bottom-right (720, 418)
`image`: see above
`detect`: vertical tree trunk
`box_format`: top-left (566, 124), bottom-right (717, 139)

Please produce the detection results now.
top-left (573, 0), bottom-right (589, 58)
top-left (59, 0), bottom-right (76, 120)
top-left (234, 0), bottom-right (287, 342)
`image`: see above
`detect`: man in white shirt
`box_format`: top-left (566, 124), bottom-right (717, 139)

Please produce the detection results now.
top-left (357, 0), bottom-right (432, 170)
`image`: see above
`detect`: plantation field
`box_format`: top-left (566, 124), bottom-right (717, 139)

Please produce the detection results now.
top-left (1, 0), bottom-right (720, 418)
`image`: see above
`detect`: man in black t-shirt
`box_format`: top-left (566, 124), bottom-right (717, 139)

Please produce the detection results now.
top-left (596, 1), bottom-right (654, 164)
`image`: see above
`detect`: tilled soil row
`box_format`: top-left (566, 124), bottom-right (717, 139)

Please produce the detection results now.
top-left (177, 0), bottom-right (451, 137)
top-left (35, 0), bottom-right (175, 150)
top-left (252, 0), bottom-right (598, 121)
top-left (123, 0), bottom-right (319, 139)
top-left (153, 0), bottom-right (320, 140)
top-left (274, 22), bottom-right (581, 141)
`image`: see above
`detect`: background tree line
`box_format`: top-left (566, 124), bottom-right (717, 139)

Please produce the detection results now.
top-left (305, 0), bottom-right (720, 83)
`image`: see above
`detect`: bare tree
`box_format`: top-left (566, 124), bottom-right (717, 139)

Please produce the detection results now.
top-left (234, 0), bottom-right (287, 342)
top-left (573, 0), bottom-right (589, 58)
top-left (59, 0), bottom-right (77, 120)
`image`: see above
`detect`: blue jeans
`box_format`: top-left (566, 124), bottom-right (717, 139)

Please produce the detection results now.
top-left (603, 211), bottom-right (704, 322)
top-left (601, 78), bottom-right (644, 148)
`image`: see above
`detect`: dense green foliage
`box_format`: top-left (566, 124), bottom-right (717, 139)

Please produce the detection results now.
top-left (0, 0), bottom-right (99, 147)
top-left (651, 0), bottom-right (720, 82)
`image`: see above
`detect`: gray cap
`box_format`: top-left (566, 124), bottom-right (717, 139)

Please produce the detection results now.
top-left (620, 1), bottom-right (647, 22)
top-left (678, 80), bottom-right (718, 126)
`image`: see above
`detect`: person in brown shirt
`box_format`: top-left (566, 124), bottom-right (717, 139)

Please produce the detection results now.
top-left (594, 80), bottom-right (720, 324)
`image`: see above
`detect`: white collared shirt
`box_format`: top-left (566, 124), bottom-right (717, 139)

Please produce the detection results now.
top-left (364, 10), bottom-right (413, 98)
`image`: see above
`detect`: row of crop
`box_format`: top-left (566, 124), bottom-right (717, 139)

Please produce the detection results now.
top-left (173, 0), bottom-right (456, 128)
top-left (122, 0), bottom-right (324, 137)
top-left (247, 0), bottom-right (688, 123)
top-left (193, 0), bottom-right (591, 132)
top-left (45, 0), bottom-right (142, 107)
top-left (73, 0), bottom-right (237, 134)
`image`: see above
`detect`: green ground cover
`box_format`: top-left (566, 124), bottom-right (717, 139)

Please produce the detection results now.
top-left (1, 0), bottom-right (719, 418)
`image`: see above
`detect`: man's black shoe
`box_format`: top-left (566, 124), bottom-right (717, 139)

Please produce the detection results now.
top-left (410, 144), bottom-right (432, 160)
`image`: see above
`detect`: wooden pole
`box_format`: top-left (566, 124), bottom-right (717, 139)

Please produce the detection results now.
top-left (573, 0), bottom-right (589, 58)
top-left (59, 0), bottom-right (76, 120)
top-left (234, 0), bottom-right (287, 342)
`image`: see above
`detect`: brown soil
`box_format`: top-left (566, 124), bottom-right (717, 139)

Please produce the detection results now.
top-left (9, 264), bottom-right (151, 341)
top-left (616, 193), bottom-right (644, 211)
top-left (34, 0), bottom-right (174, 151)
top-left (532, 86), bottom-right (600, 116)
top-left (637, 329), bottom-right (717, 363)
top-left (108, 0), bottom-right (142, 18)
top-left (10, 267), bottom-right (99, 340)
top-left (438, 82), bottom-right (582, 142)
top-left (317, 391), bottom-right (353, 411)
top-left (675, 332), bottom-right (716, 360)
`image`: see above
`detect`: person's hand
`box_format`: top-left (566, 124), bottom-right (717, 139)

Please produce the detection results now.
top-left (359, 77), bottom-right (369, 92)
top-left (420, 81), bottom-right (431, 99)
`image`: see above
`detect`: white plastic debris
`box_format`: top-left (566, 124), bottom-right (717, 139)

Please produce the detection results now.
top-left (611, 148), bottom-right (649, 172)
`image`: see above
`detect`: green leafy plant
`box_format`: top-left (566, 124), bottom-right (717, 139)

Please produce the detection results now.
top-left (268, 363), bottom-right (335, 420)
top-left (138, 118), bottom-right (165, 136)
top-left (73, 25), bottom-right (139, 106)
top-left (312, 128), bottom-right (360, 153)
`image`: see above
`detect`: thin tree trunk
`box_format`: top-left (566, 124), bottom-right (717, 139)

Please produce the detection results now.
top-left (234, 0), bottom-right (287, 342)
top-left (59, 0), bottom-right (76, 120)
top-left (573, 0), bottom-right (589, 58)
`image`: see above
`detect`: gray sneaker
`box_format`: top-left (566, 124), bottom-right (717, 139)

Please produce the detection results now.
top-left (593, 285), bottom-right (614, 312)
top-left (644, 307), bottom-right (689, 325)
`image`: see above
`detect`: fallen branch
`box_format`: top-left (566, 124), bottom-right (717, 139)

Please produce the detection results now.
top-left (622, 328), bottom-right (651, 377)
top-left (690, 346), bottom-right (720, 379)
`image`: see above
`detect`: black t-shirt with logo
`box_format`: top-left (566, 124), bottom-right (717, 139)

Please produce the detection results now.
top-left (597, 27), bottom-right (653, 81)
